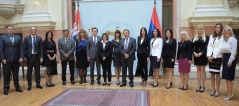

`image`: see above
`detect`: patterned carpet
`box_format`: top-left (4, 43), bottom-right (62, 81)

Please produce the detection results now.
top-left (42, 89), bottom-right (150, 106)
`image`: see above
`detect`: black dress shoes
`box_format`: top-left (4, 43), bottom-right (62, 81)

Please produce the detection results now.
top-left (36, 85), bottom-right (43, 89)
top-left (90, 81), bottom-right (94, 85)
top-left (130, 83), bottom-right (134, 87)
top-left (71, 80), bottom-right (75, 84)
top-left (16, 87), bottom-right (23, 92)
top-left (4, 88), bottom-right (8, 95)
top-left (97, 81), bottom-right (101, 85)
top-left (27, 86), bottom-right (32, 91)
top-left (120, 84), bottom-right (126, 87)
top-left (62, 81), bottom-right (66, 85)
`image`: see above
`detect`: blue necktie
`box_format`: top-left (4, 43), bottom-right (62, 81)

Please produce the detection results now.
top-left (33, 37), bottom-right (37, 53)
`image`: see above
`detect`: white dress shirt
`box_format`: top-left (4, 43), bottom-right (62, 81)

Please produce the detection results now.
top-left (220, 36), bottom-right (238, 62)
top-left (31, 35), bottom-right (37, 54)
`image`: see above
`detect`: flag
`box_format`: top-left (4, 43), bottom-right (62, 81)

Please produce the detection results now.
top-left (148, 2), bottom-right (162, 38)
top-left (72, 9), bottom-right (82, 40)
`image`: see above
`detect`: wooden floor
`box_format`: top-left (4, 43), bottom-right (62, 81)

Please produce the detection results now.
top-left (0, 75), bottom-right (239, 106)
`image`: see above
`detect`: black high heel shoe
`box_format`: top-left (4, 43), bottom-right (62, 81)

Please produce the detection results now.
top-left (166, 82), bottom-right (173, 89)
top-left (196, 86), bottom-right (201, 92)
top-left (200, 86), bottom-right (205, 92)
top-left (179, 86), bottom-right (184, 90)
top-left (46, 82), bottom-right (52, 87)
top-left (151, 83), bottom-right (158, 87)
top-left (182, 85), bottom-right (188, 90)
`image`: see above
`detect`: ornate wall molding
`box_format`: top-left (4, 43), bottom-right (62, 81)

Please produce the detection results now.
top-left (228, 0), bottom-right (239, 8)
top-left (0, 4), bottom-right (24, 19)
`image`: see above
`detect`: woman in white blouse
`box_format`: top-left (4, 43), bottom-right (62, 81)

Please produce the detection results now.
top-left (220, 26), bottom-right (237, 101)
top-left (150, 28), bottom-right (163, 87)
top-left (207, 23), bottom-right (223, 97)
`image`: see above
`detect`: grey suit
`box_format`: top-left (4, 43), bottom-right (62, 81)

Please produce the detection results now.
top-left (0, 34), bottom-right (24, 89)
top-left (86, 35), bottom-right (101, 83)
top-left (119, 37), bottom-right (136, 84)
top-left (58, 37), bottom-right (75, 81)
top-left (24, 35), bottom-right (43, 86)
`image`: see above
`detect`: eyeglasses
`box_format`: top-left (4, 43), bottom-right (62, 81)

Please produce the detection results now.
top-left (224, 30), bottom-right (230, 32)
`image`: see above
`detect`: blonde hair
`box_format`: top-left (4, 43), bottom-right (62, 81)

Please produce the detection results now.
top-left (222, 26), bottom-right (235, 41)
top-left (180, 30), bottom-right (190, 42)
top-left (193, 24), bottom-right (206, 42)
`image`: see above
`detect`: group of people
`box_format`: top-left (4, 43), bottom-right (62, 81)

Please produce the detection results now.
top-left (0, 23), bottom-right (237, 101)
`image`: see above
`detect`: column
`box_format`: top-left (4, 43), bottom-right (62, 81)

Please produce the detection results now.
top-left (22, 0), bottom-right (52, 22)
top-left (193, 0), bottom-right (228, 16)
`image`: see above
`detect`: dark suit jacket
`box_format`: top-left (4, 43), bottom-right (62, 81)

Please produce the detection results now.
top-left (23, 35), bottom-right (43, 60)
top-left (162, 38), bottom-right (177, 59)
top-left (86, 36), bottom-right (101, 59)
top-left (177, 41), bottom-right (192, 60)
top-left (119, 37), bottom-right (136, 61)
top-left (98, 41), bottom-right (112, 62)
top-left (0, 34), bottom-right (24, 62)
top-left (137, 36), bottom-right (150, 57)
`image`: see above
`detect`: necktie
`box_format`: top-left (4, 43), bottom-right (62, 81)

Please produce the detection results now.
top-left (94, 37), bottom-right (97, 45)
top-left (10, 35), bottom-right (14, 45)
top-left (65, 38), bottom-right (68, 44)
top-left (124, 39), bottom-right (128, 51)
top-left (33, 37), bottom-right (37, 53)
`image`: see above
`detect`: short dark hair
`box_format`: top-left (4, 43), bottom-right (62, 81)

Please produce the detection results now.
top-left (165, 29), bottom-right (173, 39)
top-left (114, 30), bottom-right (122, 40)
top-left (152, 28), bottom-right (161, 38)
top-left (6, 25), bottom-right (14, 28)
top-left (63, 29), bottom-right (69, 33)
top-left (102, 33), bottom-right (109, 40)
top-left (92, 27), bottom-right (98, 32)
top-left (123, 29), bottom-right (130, 33)
top-left (140, 27), bottom-right (148, 38)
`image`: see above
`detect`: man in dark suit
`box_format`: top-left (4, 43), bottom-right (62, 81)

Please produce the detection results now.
top-left (0, 25), bottom-right (24, 95)
top-left (24, 26), bottom-right (43, 91)
top-left (119, 29), bottom-right (136, 87)
top-left (58, 29), bottom-right (76, 85)
top-left (87, 27), bottom-right (102, 85)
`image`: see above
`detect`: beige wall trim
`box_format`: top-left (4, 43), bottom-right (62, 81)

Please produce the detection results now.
top-left (188, 16), bottom-right (239, 26)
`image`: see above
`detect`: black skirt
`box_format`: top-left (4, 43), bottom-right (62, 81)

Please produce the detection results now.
top-left (163, 56), bottom-right (175, 68)
top-left (150, 56), bottom-right (160, 68)
top-left (209, 58), bottom-right (222, 74)
top-left (194, 54), bottom-right (208, 65)
top-left (222, 53), bottom-right (236, 81)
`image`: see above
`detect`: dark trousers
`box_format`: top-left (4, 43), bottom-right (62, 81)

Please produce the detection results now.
top-left (3, 61), bottom-right (20, 89)
top-left (121, 60), bottom-right (134, 84)
top-left (101, 59), bottom-right (111, 82)
top-left (90, 58), bottom-right (101, 82)
top-left (27, 55), bottom-right (41, 86)
top-left (61, 60), bottom-right (75, 81)
top-left (137, 53), bottom-right (148, 81)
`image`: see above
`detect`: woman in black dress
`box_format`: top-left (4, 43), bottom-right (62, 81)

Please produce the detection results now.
top-left (137, 27), bottom-right (150, 86)
top-left (43, 31), bottom-right (57, 87)
top-left (112, 30), bottom-right (122, 85)
top-left (162, 29), bottom-right (176, 89)
top-left (76, 29), bottom-right (89, 84)
top-left (98, 33), bottom-right (112, 85)
top-left (192, 24), bottom-right (209, 92)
